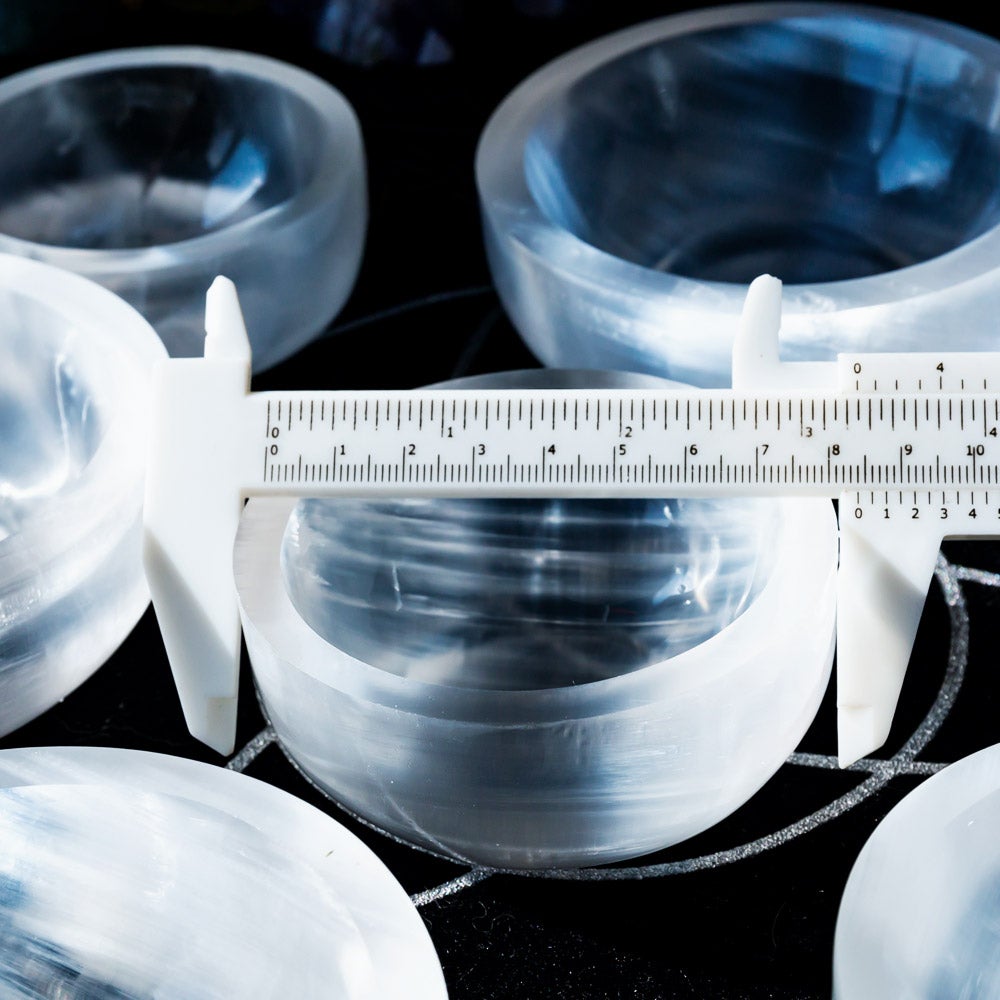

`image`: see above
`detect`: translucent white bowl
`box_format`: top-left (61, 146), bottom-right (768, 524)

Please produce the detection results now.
top-left (834, 744), bottom-right (1000, 999)
top-left (235, 371), bottom-right (838, 868)
top-left (0, 255), bottom-right (164, 736)
top-left (477, 4), bottom-right (1000, 387)
top-left (0, 746), bottom-right (446, 999)
top-left (0, 47), bottom-right (366, 371)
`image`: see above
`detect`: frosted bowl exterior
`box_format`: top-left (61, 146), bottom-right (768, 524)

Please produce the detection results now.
top-left (0, 47), bottom-right (366, 371)
top-left (235, 371), bottom-right (838, 869)
top-left (834, 744), bottom-right (1000, 999)
top-left (477, 4), bottom-right (1000, 387)
top-left (0, 746), bottom-right (446, 999)
top-left (0, 255), bottom-right (164, 736)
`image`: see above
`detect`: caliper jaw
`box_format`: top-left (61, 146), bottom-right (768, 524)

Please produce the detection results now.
top-left (835, 518), bottom-right (940, 766)
top-left (734, 275), bottom-right (940, 766)
top-left (143, 277), bottom-right (251, 755)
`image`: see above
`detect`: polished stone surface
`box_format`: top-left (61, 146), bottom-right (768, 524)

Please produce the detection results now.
top-left (835, 743), bottom-right (1000, 999)
top-left (0, 258), bottom-right (162, 738)
top-left (0, 49), bottom-right (366, 370)
top-left (0, 747), bottom-right (447, 999)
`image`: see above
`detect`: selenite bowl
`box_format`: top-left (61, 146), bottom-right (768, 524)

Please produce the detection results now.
top-left (0, 255), bottom-right (164, 736)
top-left (235, 371), bottom-right (838, 869)
top-left (0, 746), bottom-right (446, 999)
top-left (834, 744), bottom-right (1000, 998)
top-left (477, 4), bottom-right (1000, 387)
top-left (0, 47), bottom-right (366, 371)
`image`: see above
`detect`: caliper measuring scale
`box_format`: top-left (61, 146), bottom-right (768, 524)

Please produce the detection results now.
top-left (144, 274), bottom-right (1000, 766)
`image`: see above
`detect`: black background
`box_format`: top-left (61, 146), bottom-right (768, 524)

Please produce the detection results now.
top-left (2, 2), bottom-right (1000, 997)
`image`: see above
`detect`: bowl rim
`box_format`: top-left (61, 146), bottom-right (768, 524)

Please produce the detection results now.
top-left (475, 1), bottom-right (1000, 314)
top-left (0, 254), bottom-right (164, 616)
top-left (235, 487), bottom-right (837, 724)
top-left (833, 742), bottom-right (1000, 998)
top-left (0, 745), bottom-right (447, 999)
top-left (0, 46), bottom-right (362, 271)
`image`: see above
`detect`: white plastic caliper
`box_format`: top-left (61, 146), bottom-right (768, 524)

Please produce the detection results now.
top-left (144, 274), bottom-right (999, 763)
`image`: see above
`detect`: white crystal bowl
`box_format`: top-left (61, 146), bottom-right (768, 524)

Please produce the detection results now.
top-left (834, 744), bottom-right (1000, 998)
top-left (0, 746), bottom-right (446, 998)
top-left (477, 4), bottom-right (1000, 387)
top-left (0, 47), bottom-right (366, 371)
top-left (0, 255), bottom-right (164, 736)
top-left (235, 370), bottom-right (838, 869)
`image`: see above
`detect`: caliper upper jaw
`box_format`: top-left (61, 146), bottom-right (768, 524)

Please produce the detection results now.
top-left (731, 275), bottom-right (836, 392)
top-left (142, 277), bottom-right (251, 756)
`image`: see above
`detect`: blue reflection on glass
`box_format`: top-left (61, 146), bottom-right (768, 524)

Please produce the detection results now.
top-left (524, 15), bottom-right (1000, 284)
top-left (202, 137), bottom-right (268, 230)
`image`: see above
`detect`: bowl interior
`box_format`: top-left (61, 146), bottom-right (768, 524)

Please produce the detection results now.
top-left (0, 294), bottom-right (105, 542)
top-left (0, 62), bottom-right (324, 250)
top-left (280, 371), bottom-right (779, 691)
top-left (525, 14), bottom-right (1000, 283)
